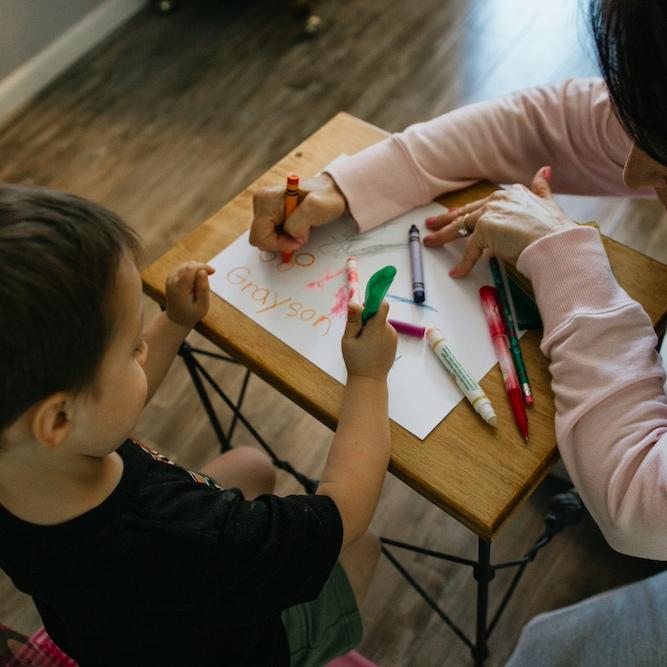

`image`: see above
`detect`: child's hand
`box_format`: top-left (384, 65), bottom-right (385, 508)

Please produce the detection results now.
top-left (165, 261), bottom-right (215, 328)
top-left (341, 302), bottom-right (397, 382)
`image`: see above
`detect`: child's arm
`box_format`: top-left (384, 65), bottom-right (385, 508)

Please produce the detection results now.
top-left (143, 261), bottom-right (214, 402)
top-left (316, 302), bottom-right (397, 548)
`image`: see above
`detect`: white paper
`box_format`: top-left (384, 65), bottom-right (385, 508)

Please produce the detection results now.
top-left (209, 203), bottom-right (498, 439)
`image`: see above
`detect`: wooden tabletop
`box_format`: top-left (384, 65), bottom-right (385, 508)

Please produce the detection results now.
top-left (142, 112), bottom-right (667, 541)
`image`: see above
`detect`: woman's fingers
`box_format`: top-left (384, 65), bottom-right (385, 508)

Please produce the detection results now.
top-left (449, 231), bottom-right (486, 278)
top-left (423, 207), bottom-right (484, 247)
top-left (423, 205), bottom-right (489, 277)
top-left (248, 216), bottom-right (302, 253)
top-left (530, 165), bottom-right (554, 199)
top-left (250, 186), bottom-right (304, 252)
top-left (282, 193), bottom-right (321, 243)
top-left (425, 196), bottom-right (490, 231)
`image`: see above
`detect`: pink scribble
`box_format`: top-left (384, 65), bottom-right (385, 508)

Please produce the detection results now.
top-left (330, 285), bottom-right (349, 317)
top-left (307, 267), bottom-right (345, 289)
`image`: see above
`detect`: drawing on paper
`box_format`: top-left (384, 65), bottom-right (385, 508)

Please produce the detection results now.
top-left (208, 204), bottom-right (499, 440)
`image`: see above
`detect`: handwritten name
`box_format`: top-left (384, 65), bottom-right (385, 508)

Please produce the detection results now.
top-left (226, 266), bottom-right (332, 336)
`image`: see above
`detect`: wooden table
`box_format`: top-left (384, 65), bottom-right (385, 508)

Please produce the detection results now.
top-left (142, 112), bottom-right (667, 664)
top-left (143, 111), bottom-right (667, 538)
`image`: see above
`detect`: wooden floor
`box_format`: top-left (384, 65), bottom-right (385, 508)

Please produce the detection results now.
top-left (1, 1), bottom-right (666, 664)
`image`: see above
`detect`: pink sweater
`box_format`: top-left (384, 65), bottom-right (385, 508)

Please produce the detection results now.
top-left (327, 78), bottom-right (667, 560)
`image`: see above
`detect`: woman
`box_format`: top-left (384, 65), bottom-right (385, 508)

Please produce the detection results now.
top-left (251, 1), bottom-right (667, 664)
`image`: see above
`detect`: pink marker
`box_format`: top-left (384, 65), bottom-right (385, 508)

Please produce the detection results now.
top-left (480, 286), bottom-right (528, 440)
top-left (346, 256), bottom-right (360, 305)
top-left (388, 319), bottom-right (426, 338)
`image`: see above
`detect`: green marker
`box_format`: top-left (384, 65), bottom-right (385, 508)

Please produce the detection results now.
top-left (489, 257), bottom-right (534, 406)
top-left (361, 265), bottom-right (397, 324)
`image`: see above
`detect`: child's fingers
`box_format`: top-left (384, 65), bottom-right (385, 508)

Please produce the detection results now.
top-left (343, 303), bottom-right (363, 339)
top-left (194, 269), bottom-right (210, 307)
top-left (184, 262), bottom-right (214, 277)
top-left (364, 301), bottom-right (390, 329)
top-left (170, 262), bottom-right (214, 290)
top-left (192, 263), bottom-right (215, 289)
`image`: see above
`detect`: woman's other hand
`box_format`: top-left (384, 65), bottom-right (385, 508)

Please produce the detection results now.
top-left (423, 166), bottom-right (577, 277)
top-left (249, 174), bottom-right (347, 252)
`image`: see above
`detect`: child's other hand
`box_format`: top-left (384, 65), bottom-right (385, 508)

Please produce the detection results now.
top-left (165, 261), bottom-right (215, 327)
top-left (341, 302), bottom-right (397, 382)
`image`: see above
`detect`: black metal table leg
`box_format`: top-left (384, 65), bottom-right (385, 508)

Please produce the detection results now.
top-left (180, 342), bottom-right (230, 451)
top-left (226, 368), bottom-right (251, 445)
top-left (378, 489), bottom-right (583, 664)
top-left (178, 340), bottom-right (318, 493)
top-left (473, 539), bottom-right (494, 665)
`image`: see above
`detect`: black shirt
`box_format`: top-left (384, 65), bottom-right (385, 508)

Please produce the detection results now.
top-left (0, 439), bottom-right (343, 666)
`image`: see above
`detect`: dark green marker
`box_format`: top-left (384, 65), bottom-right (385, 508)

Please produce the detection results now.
top-left (489, 257), bottom-right (534, 406)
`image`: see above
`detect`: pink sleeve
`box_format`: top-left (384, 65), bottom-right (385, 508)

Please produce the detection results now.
top-left (517, 227), bottom-right (667, 559)
top-left (327, 78), bottom-right (652, 232)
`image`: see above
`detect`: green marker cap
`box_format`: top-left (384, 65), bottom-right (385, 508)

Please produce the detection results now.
top-left (361, 265), bottom-right (397, 324)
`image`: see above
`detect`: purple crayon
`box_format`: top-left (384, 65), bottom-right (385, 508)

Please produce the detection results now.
top-left (388, 319), bottom-right (426, 338)
top-left (408, 224), bottom-right (426, 303)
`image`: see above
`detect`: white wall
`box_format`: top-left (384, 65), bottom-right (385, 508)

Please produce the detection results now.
top-left (0, 1), bottom-right (107, 80)
top-left (0, 0), bottom-right (146, 127)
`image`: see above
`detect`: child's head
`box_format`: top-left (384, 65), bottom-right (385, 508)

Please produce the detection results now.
top-left (0, 184), bottom-right (144, 444)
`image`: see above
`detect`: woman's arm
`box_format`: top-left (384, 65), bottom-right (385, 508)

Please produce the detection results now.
top-left (518, 226), bottom-right (667, 559)
top-left (413, 165), bottom-right (667, 559)
top-left (327, 78), bottom-right (650, 232)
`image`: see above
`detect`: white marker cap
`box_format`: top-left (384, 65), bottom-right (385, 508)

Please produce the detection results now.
top-left (478, 402), bottom-right (497, 427)
top-left (426, 326), bottom-right (443, 349)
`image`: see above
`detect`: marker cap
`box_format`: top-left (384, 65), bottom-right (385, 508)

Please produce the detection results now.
top-left (479, 286), bottom-right (505, 337)
top-left (362, 265), bottom-right (397, 324)
top-left (478, 402), bottom-right (497, 427)
top-left (426, 326), bottom-right (444, 349)
top-left (389, 319), bottom-right (425, 338)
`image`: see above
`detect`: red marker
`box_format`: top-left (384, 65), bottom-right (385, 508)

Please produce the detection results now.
top-left (281, 174), bottom-right (300, 264)
top-left (479, 286), bottom-right (529, 440)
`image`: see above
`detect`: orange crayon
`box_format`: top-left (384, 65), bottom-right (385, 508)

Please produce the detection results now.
top-left (281, 174), bottom-right (300, 264)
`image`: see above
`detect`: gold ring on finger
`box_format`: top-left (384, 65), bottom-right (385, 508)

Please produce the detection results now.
top-left (457, 213), bottom-right (471, 237)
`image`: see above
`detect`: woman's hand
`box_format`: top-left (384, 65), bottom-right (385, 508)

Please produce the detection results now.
top-left (249, 174), bottom-right (347, 252)
top-left (165, 261), bottom-right (215, 328)
top-left (423, 166), bottom-right (577, 277)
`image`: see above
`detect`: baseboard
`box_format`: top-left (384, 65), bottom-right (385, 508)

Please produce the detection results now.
top-left (0, 0), bottom-right (148, 129)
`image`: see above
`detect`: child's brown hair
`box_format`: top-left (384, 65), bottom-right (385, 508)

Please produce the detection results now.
top-left (0, 184), bottom-right (142, 432)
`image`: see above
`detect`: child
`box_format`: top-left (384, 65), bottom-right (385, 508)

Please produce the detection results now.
top-left (0, 184), bottom-right (397, 666)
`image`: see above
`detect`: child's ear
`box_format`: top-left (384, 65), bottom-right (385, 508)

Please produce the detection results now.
top-left (30, 392), bottom-right (75, 450)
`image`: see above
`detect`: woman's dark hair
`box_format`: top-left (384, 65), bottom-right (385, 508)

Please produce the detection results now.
top-left (0, 184), bottom-right (143, 433)
top-left (590, 0), bottom-right (667, 166)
